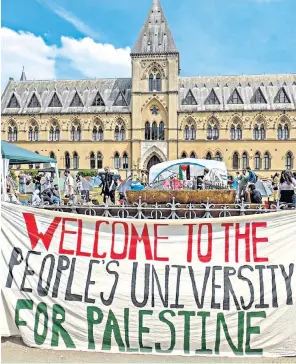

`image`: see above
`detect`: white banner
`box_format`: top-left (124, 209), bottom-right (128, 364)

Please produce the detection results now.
top-left (1, 202), bottom-right (296, 357)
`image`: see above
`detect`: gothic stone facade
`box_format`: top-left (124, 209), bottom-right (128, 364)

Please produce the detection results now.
top-left (1, 0), bottom-right (296, 176)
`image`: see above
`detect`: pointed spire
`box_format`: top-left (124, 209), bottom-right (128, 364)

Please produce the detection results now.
top-left (20, 66), bottom-right (27, 81)
top-left (133, 0), bottom-right (178, 54)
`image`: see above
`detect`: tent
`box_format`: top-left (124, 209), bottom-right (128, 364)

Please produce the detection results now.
top-left (149, 158), bottom-right (228, 186)
top-left (1, 141), bottom-right (58, 201)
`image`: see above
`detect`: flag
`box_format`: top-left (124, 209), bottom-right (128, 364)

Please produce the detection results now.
top-left (179, 165), bottom-right (188, 180)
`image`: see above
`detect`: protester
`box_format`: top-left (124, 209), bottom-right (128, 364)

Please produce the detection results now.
top-left (51, 184), bottom-right (61, 204)
top-left (278, 170), bottom-right (296, 204)
top-left (232, 172), bottom-right (240, 197)
top-left (249, 184), bottom-right (262, 204)
top-left (18, 172), bottom-right (26, 193)
top-left (272, 172), bottom-right (280, 201)
top-left (246, 167), bottom-right (257, 184)
top-left (33, 173), bottom-right (42, 191)
top-left (141, 171), bottom-right (148, 186)
top-left (76, 173), bottom-right (83, 195)
top-left (238, 170), bottom-right (249, 201)
top-left (64, 169), bottom-right (75, 199)
top-left (101, 166), bottom-right (117, 204)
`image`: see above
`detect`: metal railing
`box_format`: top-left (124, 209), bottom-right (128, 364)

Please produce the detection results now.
top-left (27, 197), bottom-right (295, 220)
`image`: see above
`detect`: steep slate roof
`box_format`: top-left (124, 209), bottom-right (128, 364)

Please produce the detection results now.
top-left (133, 0), bottom-right (178, 54)
top-left (179, 74), bottom-right (296, 112)
top-left (1, 78), bottom-right (132, 115)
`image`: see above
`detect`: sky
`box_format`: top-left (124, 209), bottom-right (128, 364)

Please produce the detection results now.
top-left (1, 0), bottom-right (296, 88)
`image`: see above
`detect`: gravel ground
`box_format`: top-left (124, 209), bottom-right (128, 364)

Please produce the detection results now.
top-left (2, 337), bottom-right (296, 364)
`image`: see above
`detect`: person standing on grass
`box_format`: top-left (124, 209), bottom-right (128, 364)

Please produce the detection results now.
top-left (64, 169), bottom-right (75, 200)
top-left (18, 172), bottom-right (26, 193)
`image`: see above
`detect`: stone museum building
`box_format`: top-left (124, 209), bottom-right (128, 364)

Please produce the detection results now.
top-left (1, 0), bottom-right (296, 176)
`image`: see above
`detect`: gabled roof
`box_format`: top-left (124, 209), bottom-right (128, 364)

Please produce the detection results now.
top-left (28, 92), bottom-right (41, 108)
top-left (228, 88), bottom-right (244, 104)
top-left (70, 91), bottom-right (84, 107)
top-left (7, 93), bottom-right (20, 108)
top-left (182, 89), bottom-right (197, 105)
top-left (133, 0), bottom-right (178, 54)
top-left (48, 92), bottom-right (62, 107)
top-left (274, 87), bottom-right (291, 103)
top-left (205, 89), bottom-right (220, 105)
top-left (251, 87), bottom-right (267, 104)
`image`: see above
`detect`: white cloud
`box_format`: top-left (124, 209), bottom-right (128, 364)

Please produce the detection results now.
top-left (58, 36), bottom-right (131, 78)
top-left (1, 27), bottom-right (56, 87)
top-left (36, 0), bottom-right (100, 39)
top-left (1, 27), bottom-right (131, 88)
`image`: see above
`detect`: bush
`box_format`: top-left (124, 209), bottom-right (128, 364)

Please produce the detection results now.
top-left (78, 170), bottom-right (97, 178)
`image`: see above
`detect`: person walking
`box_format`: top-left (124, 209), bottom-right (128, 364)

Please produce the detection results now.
top-left (272, 172), bottom-right (280, 201)
top-left (64, 169), bottom-right (75, 200)
top-left (278, 170), bottom-right (296, 204)
top-left (18, 172), bottom-right (26, 193)
top-left (101, 166), bottom-right (117, 204)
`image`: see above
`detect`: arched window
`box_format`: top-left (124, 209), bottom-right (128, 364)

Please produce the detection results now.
top-left (148, 71), bottom-right (162, 92)
top-left (49, 122), bottom-right (60, 141)
top-left (120, 126), bottom-right (126, 141)
top-left (8, 127), bottom-right (12, 141)
top-left (237, 125), bottom-right (242, 140)
top-left (283, 124), bottom-right (289, 140)
top-left (123, 152), bottom-right (129, 169)
top-left (114, 152), bottom-right (120, 169)
top-left (264, 152), bottom-right (271, 170)
top-left (233, 152), bottom-right (239, 170)
top-left (215, 152), bottom-right (222, 162)
top-left (97, 152), bottom-right (103, 169)
top-left (8, 124), bottom-right (18, 141)
top-left (65, 152), bottom-right (71, 169)
top-left (190, 125), bottom-right (196, 140)
top-left (92, 126), bottom-right (97, 141)
top-left (71, 126), bottom-right (75, 141)
top-left (207, 122), bottom-right (219, 140)
top-left (184, 125), bottom-right (189, 140)
top-left (260, 125), bottom-right (265, 140)
top-left (149, 74), bottom-right (154, 92)
top-left (28, 127), bottom-right (33, 141)
top-left (156, 74), bottom-right (161, 91)
top-left (34, 127), bottom-right (38, 141)
top-left (90, 152), bottom-right (95, 169)
top-left (114, 126), bottom-right (119, 141)
top-left (206, 152), bottom-right (212, 160)
top-left (286, 152), bottom-right (293, 170)
top-left (277, 124), bottom-right (283, 140)
top-left (145, 122), bottom-right (151, 140)
top-left (181, 152), bottom-right (187, 159)
top-left (152, 122), bottom-right (158, 140)
top-left (254, 152), bottom-right (261, 170)
top-left (50, 152), bottom-right (56, 159)
top-left (207, 125), bottom-right (212, 140)
top-left (76, 126), bottom-right (81, 141)
top-left (190, 152), bottom-right (197, 159)
top-left (230, 125), bottom-right (236, 140)
top-left (73, 152), bottom-right (79, 170)
top-left (98, 127), bottom-right (104, 141)
top-left (253, 125), bottom-right (259, 140)
top-left (159, 122), bottom-right (165, 140)
top-left (242, 152), bottom-right (249, 169)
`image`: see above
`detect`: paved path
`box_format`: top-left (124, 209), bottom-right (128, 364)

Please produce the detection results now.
top-left (2, 337), bottom-right (296, 364)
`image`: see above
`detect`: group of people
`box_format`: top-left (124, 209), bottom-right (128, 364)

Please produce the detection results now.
top-left (232, 167), bottom-right (296, 205)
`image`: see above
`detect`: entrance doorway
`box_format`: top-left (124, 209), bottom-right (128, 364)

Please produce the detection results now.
top-left (147, 155), bottom-right (161, 172)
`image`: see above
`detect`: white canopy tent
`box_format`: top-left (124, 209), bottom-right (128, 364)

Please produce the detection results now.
top-left (149, 158), bottom-right (228, 186)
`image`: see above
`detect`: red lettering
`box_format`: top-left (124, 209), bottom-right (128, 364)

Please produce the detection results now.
top-left (235, 223), bottom-right (250, 263)
top-left (59, 218), bottom-right (78, 255)
top-left (111, 222), bottom-right (129, 260)
top-left (76, 219), bottom-right (90, 257)
top-left (252, 222), bottom-right (269, 262)
top-left (93, 221), bottom-right (108, 258)
top-left (221, 223), bottom-right (234, 262)
top-left (198, 223), bottom-right (213, 263)
top-left (185, 224), bottom-right (194, 263)
top-left (23, 213), bottom-right (61, 250)
top-left (154, 224), bottom-right (169, 261)
top-left (128, 224), bottom-right (153, 260)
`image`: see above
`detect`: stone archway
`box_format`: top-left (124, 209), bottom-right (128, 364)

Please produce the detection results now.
top-left (147, 155), bottom-right (161, 172)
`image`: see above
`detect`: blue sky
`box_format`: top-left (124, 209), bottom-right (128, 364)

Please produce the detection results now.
top-left (1, 0), bottom-right (296, 86)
